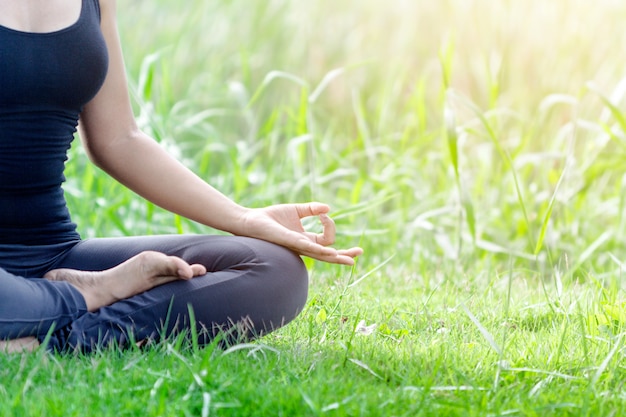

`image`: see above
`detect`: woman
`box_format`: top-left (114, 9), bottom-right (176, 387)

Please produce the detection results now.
top-left (0, 0), bottom-right (362, 353)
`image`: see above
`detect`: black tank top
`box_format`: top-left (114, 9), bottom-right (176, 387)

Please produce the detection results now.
top-left (0, 0), bottom-right (109, 248)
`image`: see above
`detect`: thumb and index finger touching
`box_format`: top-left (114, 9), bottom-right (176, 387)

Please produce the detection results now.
top-left (296, 202), bottom-right (364, 261)
top-left (294, 202), bottom-right (335, 246)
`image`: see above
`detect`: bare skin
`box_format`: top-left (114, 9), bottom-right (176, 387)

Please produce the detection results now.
top-left (0, 251), bottom-right (207, 353)
top-left (0, 337), bottom-right (39, 353)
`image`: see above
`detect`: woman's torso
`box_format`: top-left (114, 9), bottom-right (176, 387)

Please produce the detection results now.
top-left (0, 0), bottom-right (109, 274)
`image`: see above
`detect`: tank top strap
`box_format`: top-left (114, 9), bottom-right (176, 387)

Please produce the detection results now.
top-left (88, 0), bottom-right (102, 22)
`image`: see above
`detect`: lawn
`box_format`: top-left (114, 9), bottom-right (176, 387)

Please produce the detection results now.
top-left (3, 0), bottom-right (626, 415)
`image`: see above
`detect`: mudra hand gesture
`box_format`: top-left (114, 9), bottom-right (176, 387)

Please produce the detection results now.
top-left (237, 202), bottom-right (363, 265)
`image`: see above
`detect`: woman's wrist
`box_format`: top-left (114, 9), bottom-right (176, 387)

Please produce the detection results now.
top-left (203, 203), bottom-right (251, 236)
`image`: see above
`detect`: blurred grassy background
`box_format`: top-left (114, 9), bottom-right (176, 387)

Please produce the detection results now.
top-left (67, 0), bottom-right (626, 281)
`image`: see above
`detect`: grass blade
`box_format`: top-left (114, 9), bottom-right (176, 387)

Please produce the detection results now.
top-left (534, 164), bottom-right (567, 255)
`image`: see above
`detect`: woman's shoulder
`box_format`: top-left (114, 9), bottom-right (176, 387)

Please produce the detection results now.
top-left (95, 0), bottom-right (117, 23)
top-left (97, 0), bottom-right (116, 15)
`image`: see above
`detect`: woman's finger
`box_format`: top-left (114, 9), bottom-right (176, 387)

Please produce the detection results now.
top-left (338, 247), bottom-right (364, 257)
top-left (295, 202), bottom-right (330, 219)
top-left (316, 214), bottom-right (336, 246)
top-left (305, 251), bottom-right (359, 266)
top-left (291, 239), bottom-right (363, 265)
top-left (296, 214), bottom-right (335, 246)
top-left (286, 230), bottom-right (337, 256)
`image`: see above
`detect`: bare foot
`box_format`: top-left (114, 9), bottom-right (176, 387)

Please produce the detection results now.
top-left (0, 337), bottom-right (39, 353)
top-left (44, 251), bottom-right (207, 311)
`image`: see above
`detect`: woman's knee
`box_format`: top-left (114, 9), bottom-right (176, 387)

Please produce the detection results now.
top-left (233, 237), bottom-right (309, 311)
top-left (212, 237), bottom-right (309, 334)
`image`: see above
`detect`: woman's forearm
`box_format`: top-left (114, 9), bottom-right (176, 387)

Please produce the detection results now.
top-left (86, 131), bottom-right (363, 265)
top-left (87, 129), bottom-right (248, 234)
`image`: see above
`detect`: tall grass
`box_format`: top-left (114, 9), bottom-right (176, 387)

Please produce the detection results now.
top-left (6, 0), bottom-right (626, 415)
top-left (66, 0), bottom-right (626, 275)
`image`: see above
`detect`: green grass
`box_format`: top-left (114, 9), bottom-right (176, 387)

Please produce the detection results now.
top-left (5, 0), bottom-right (626, 415)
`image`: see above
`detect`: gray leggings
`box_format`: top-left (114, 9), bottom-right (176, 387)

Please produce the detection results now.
top-left (0, 235), bottom-right (308, 352)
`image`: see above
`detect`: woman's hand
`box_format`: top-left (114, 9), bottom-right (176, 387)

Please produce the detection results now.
top-left (237, 202), bottom-right (363, 265)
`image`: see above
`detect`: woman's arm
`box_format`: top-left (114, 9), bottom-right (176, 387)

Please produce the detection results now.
top-left (78, 0), bottom-right (362, 265)
top-left (80, 0), bottom-right (246, 231)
